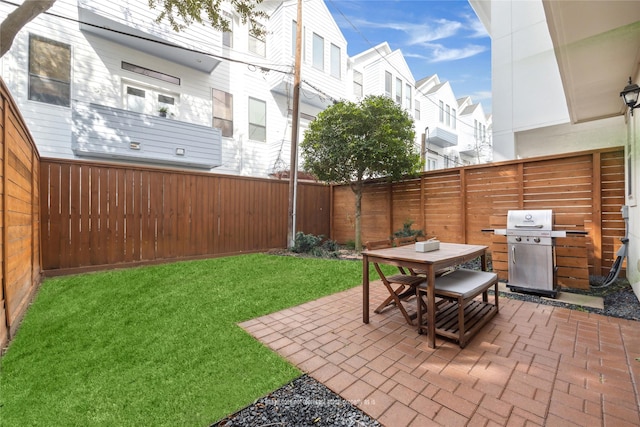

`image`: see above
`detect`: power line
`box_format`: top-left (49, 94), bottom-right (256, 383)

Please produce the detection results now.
top-left (1, 0), bottom-right (485, 166)
top-left (0, 0), bottom-right (292, 75)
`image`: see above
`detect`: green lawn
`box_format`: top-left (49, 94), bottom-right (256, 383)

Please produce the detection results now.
top-left (0, 254), bottom-right (367, 426)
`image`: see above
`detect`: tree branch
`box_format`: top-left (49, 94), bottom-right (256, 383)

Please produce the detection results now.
top-left (1, 0), bottom-right (57, 57)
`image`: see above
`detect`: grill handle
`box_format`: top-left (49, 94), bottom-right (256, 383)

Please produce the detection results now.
top-left (512, 245), bottom-right (516, 264)
top-left (514, 224), bottom-right (544, 228)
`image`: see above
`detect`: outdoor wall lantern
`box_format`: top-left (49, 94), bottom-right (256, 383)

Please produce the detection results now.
top-left (620, 77), bottom-right (640, 116)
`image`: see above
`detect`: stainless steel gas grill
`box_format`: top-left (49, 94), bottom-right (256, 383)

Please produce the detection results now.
top-left (495, 210), bottom-right (567, 298)
top-left (505, 210), bottom-right (564, 297)
top-left (483, 209), bottom-right (589, 297)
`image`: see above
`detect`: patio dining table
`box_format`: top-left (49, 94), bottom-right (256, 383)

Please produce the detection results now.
top-left (362, 242), bottom-right (489, 348)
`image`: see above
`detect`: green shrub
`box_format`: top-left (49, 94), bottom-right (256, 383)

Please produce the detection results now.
top-left (393, 220), bottom-right (424, 239)
top-left (291, 232), bottom-right (341, 258)
top-left (321, 239), bottom-right (340, 252)
top-left (291, 232), bottom-right (322, 253)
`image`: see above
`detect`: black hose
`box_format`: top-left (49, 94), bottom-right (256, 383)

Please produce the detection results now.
top-left (596, 237), bottom-right (629, 288)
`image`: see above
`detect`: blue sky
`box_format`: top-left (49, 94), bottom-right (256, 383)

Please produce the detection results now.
top-left (324, 0), bottom-right (492, 113)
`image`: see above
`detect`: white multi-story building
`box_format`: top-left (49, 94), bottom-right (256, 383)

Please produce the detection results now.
top-left (0, 0), bottom-right (348, 177)
top-left (0, 0), bottom-right (491, 178)
top-left (469, 0), bottom-right (640, 298)
top-left (457, 96), bottom-right (492, 165)
top-left (349, 44), bottom-right (492, 171)
top-left (415, 75), bottom-right (461, 170)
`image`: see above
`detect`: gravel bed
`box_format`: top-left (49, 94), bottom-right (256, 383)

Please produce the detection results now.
top-left (501, 277), bottom-right (640, 321)
top-left (212, 375), bottom-right (381, 427)
top-left (213, 253), bottom-right (639, 426)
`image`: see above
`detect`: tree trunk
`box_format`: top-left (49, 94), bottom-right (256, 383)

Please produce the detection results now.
top-left (1, 0), bottom-right (57, 58)
top-left (353, 186), bottom-right (362, 252)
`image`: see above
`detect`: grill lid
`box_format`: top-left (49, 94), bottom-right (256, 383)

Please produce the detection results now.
top-left (507, 209), bottom-right (553, 236)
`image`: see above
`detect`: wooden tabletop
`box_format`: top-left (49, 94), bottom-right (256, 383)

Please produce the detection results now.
top-left (362, 242), bottom-right (488, 266)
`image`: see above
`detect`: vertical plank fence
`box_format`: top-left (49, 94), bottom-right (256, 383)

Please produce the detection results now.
top-left (331, 147), bottom-right (626, 289)
top-left (40, 160), bottom-right (331, 274)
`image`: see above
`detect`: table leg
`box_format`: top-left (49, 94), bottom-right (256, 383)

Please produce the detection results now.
top-left (363, 253), bottom-right (370, 324)
top-left (427, 267), bottom-right (436, 348)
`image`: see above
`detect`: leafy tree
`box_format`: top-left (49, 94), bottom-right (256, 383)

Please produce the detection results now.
top-left (1, 0), bottom-right (267, 58)
top-left (301, 95), bottom-right (423, 251)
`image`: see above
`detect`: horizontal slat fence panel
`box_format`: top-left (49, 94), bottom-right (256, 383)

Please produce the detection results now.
top-left (331, 185), bottom-right (358, 243)
top-left (423, 171), bottom-right (463, 242)
top-left (391, 178), bottom-right (422, 235)
top-left (1, 78), bottom-right (41, 350)
top-left (331, 147), bottom-right (625, 289)
top-left (361, 182), bottom-right (393, 242)
top-left (600, 150), bottom-right (626, 276)
top-left (40, 159), bottom-right (330, 273)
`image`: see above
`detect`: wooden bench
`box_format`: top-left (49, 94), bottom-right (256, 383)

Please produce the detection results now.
top-left (416, 269), bottom-right (499, 348)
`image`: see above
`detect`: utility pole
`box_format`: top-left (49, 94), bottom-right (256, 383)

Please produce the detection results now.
top-left (287, 0), bottom-right (303, 248)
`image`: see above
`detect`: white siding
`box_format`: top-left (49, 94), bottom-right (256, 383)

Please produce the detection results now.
top-left (0, 0), bottom-right (490, 177)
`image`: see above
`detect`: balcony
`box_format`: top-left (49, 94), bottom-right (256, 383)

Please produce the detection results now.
top-left (268, 73), bottom-right (335, 110)
top-left (78, 5), bottom-right (220, 73)
top-left (459, 144), bottom-right (478, 156)
top-left (427, 126), bottom-right (458, 148)
top-left (72, 102), bottom-right (222, 169)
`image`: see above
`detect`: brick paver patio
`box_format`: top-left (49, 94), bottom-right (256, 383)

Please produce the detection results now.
top-left (239, 281), bottom-right (640, 426)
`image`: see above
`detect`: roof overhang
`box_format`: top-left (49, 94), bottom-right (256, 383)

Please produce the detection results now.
top-left (78, 7), bottom-right (220, 74)
top-left (543, 0), bottom-right (640, 123)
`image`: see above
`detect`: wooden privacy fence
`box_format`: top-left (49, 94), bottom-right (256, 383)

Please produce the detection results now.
top-left (331, 148), bottom-right (626, 289)
top-left (0, 65), bottom-right (627, 349)
top-left (0, 79), bottom-right (41, 348)
top-left (41, 159), bottom-right (330, 274)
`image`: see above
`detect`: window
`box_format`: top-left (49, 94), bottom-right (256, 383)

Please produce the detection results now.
top-left (223, 30), bottom-right (232, 48)
top-left (213, 89), bottom-right (233, 137)
top-left (293, 23), bottom-right (307, 62)
top-left (158, 94), bottom-right (175, 111)
top-left (249, 22), bottom-right (266, 56)
top-left (223, 28), bottom-right (232, 48)
top-left (248, 97), bottom-right (266, 142)
top-left (439, 101), bottom-right (444, 122)
top-left (122, 62), bottom-right (180, 85)
top-left (474, 119), bottom-right (478, 140)
top-left (446, 105), bottom-right (451, 126)
top-left (312, 33), bottom-right (324, 70)
top-left (353, 70), bottom-right (363, 98)
top-left (291, 20), bottom-right (297, 57)
top-left (385, 72), bottom-right (392, 98)
top-left (222, 11), bottom-right (233, 47)
top-left (405, 83), bottom-right (411, 109)
top-left (123, 82), bottom-right (178, 116)
top-left (29, 34), bottom-right (71, 107)
top-left (126, 87), bottom-right (146, 113)
top-left (395, 78), bottom-right (402, 104)
top-left (452, 108), bottom-right (457, 130)
top-left (330, 43), bottom-right (340, 78)
top-left (414, 100), bottom-right (421, 120)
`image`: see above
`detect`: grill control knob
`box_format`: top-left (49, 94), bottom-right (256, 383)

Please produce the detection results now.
top-left (515, 237), bottom-right (521, 242)
top-left (534, 237), bottom-right (540, 243)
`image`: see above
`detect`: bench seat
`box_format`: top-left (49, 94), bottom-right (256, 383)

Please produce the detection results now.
top-left (417, 268), bottom-right (499, 348)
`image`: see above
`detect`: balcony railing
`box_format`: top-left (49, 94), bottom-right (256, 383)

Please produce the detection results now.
top-left (71, 101), bottom-right (222, 169)
top-left (428, 126), bottom-right (458, 148)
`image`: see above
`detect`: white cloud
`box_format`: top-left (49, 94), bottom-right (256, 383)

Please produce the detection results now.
top-left (463, 14), bottom-right (489, 38)
top-left (422, 43), bottom-right (487, 62)
top-left (346, 17), bottom-right (462, 44)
